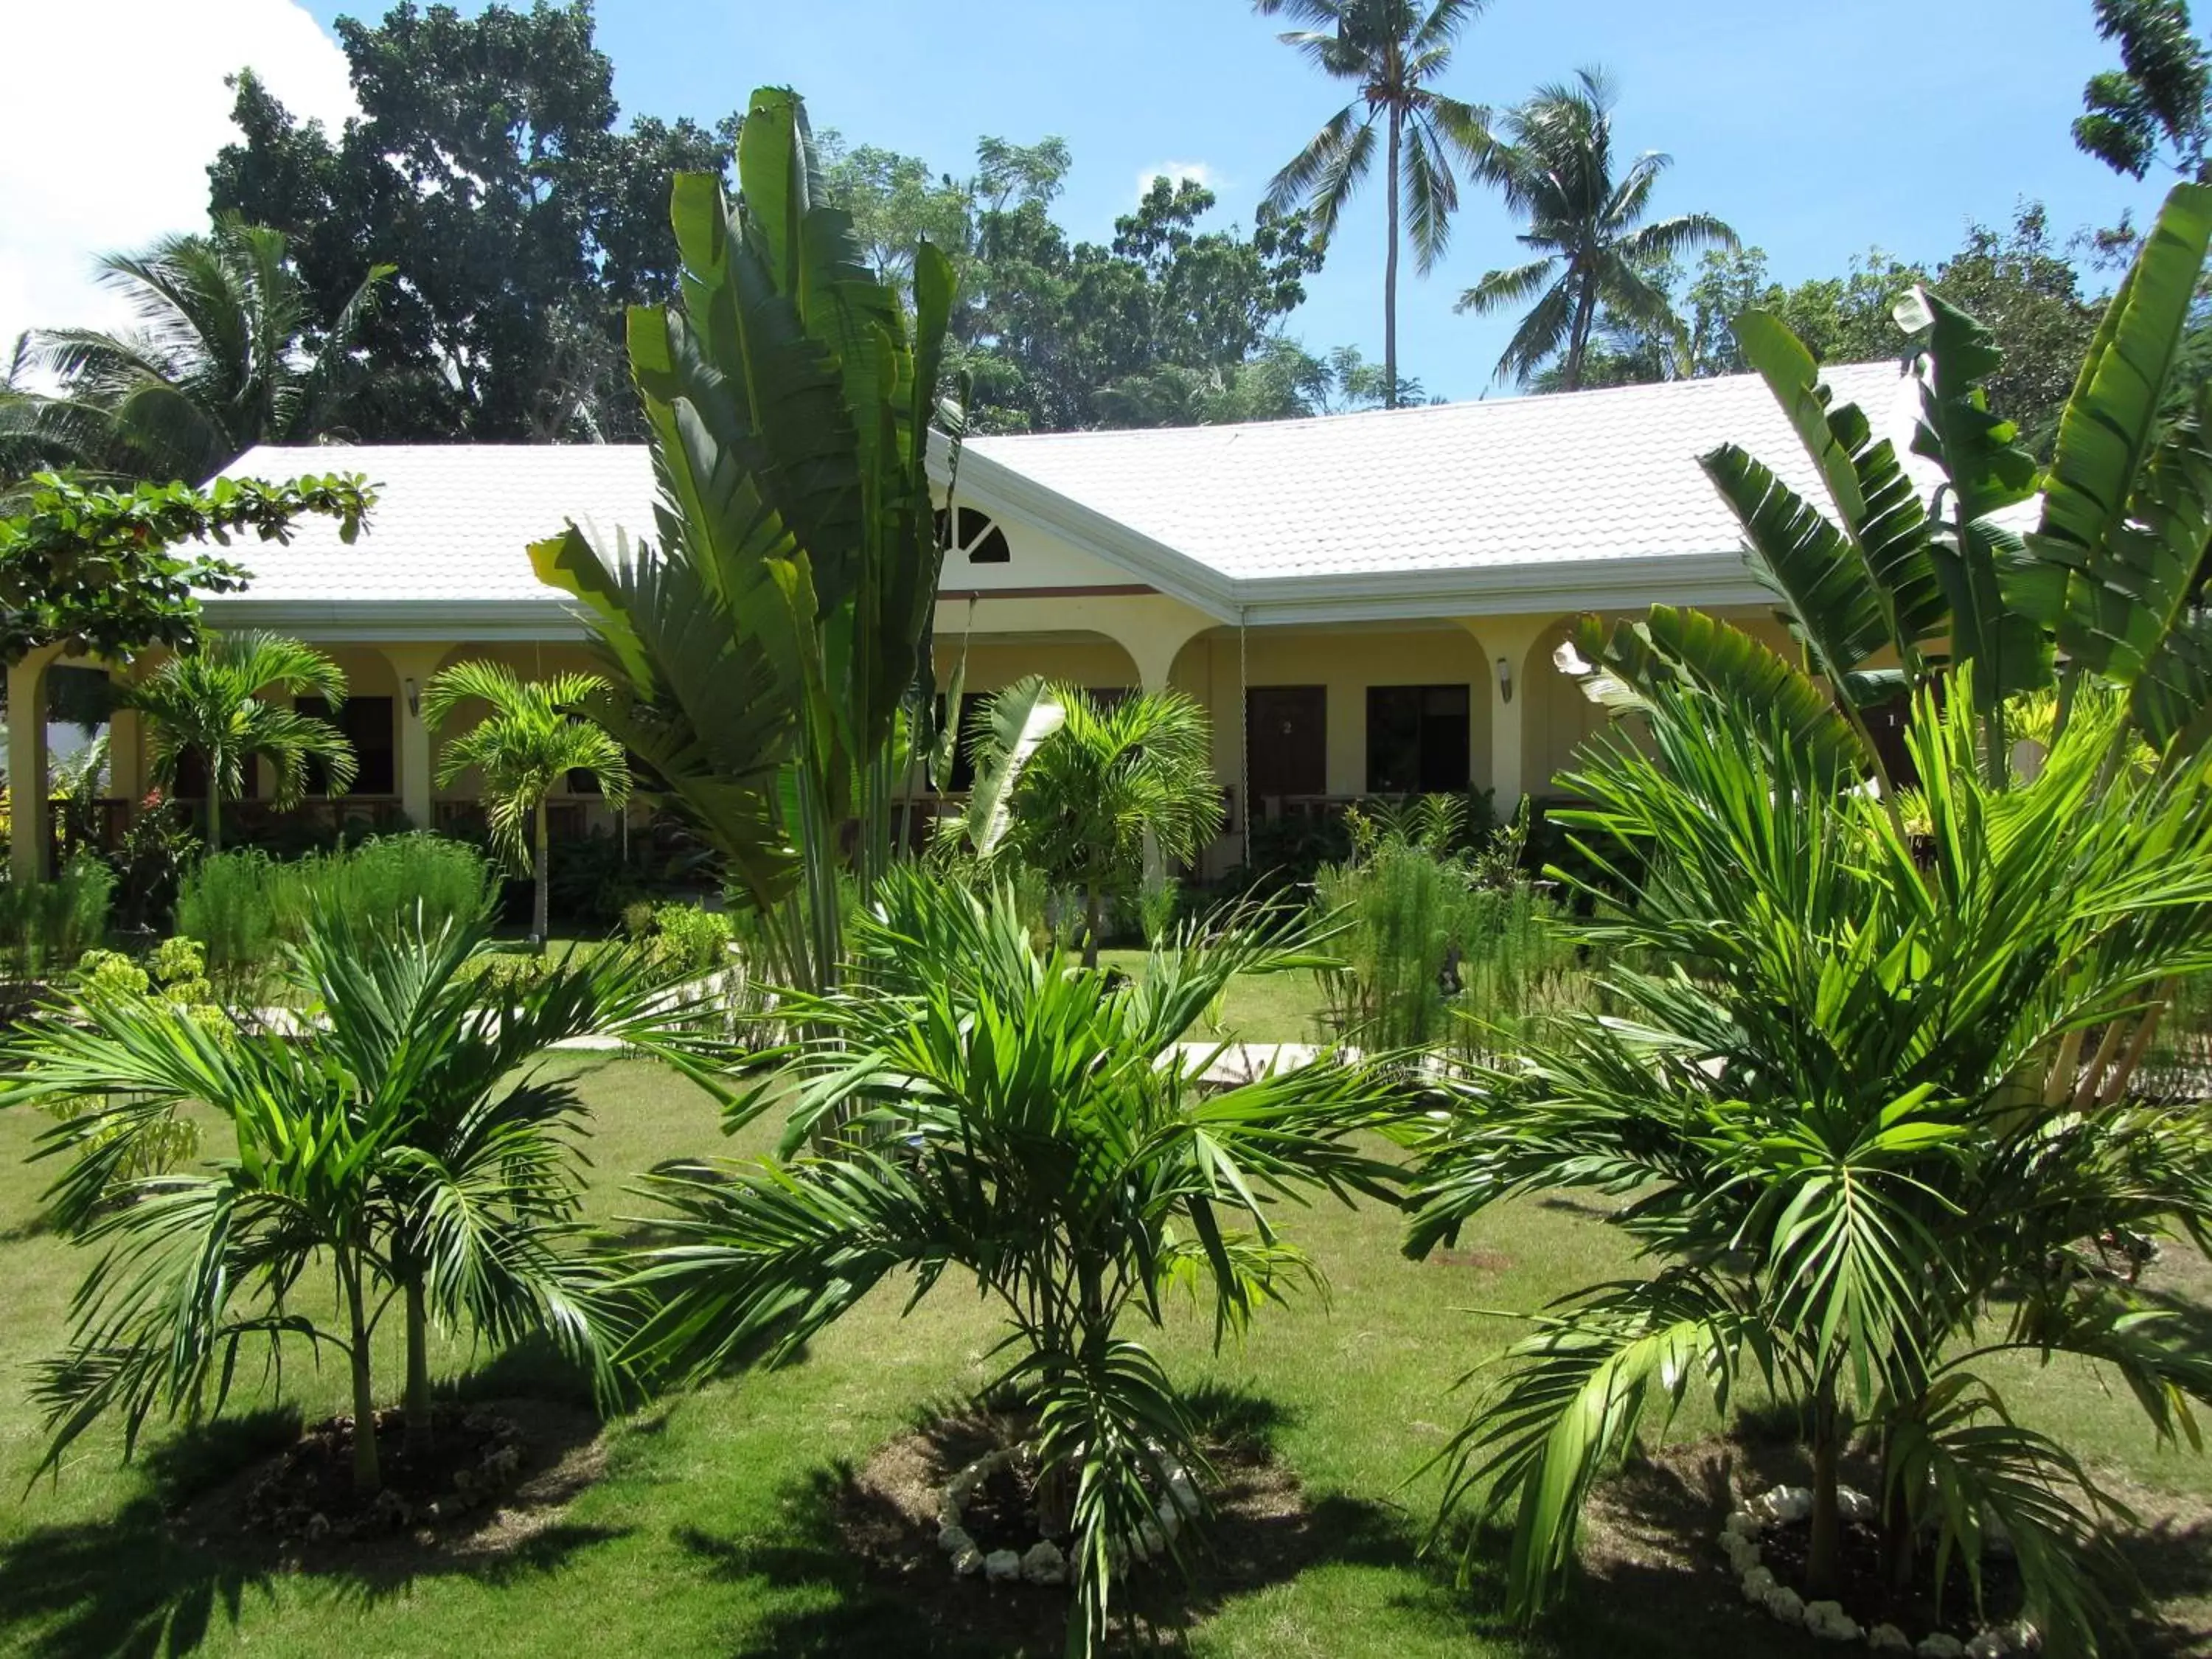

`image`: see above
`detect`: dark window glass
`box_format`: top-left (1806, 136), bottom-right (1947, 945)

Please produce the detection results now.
top-left (1246, 686), bottom-right (1326, 801)
top-left (172, 748), bottom-right (209, 800)
top-left (298, 696), bottom-right (394, 796)
top-left (1366, 684), bottom-right (1470, 794)
top-left (936, 504), bottom-right (1011, 563)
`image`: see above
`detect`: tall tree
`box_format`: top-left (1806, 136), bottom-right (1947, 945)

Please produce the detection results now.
top-left (209, 1), bottom-right (739, 442)
top-left (1256, 0), bottom-right (1492, 407)
top-left (422, 661), bottom-right (630, 948)
top-left (123, 630), bottom-right (355, 855)
top-left (1458, 68), bottom-right (1737, 392)
top-left (2075, 0), bottom-right (2212, 179)
top-left (0, 219), bottom-right (389, 485)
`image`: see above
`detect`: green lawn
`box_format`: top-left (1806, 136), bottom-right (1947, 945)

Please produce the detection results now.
top-left (1, 1051), bottom-right (2208, 1658)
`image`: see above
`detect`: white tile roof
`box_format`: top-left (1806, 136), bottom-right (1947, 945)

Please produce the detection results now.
top-left (212, 443), bottom-right (657, 605)
top-left (959, 361), bottom-right (1925, 585)
top-left (212, 362), bottom-right (1938, 624)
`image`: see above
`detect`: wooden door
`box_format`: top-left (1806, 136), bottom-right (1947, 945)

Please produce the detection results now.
top-left (1246, 686), bottom-right (1326, 803)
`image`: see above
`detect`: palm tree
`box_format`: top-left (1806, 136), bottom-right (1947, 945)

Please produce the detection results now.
top-left (4, 904), bottom-right (723, 1494)
top-left (421, 662), bottom-right (630, 949)
top-left (1408, 674), bottom-right (2212, 1648)
top-left (124, 630), bottom-right (356, 856)
top-left (1456, 68), bottom-right (1736, 392)
top-left (1256, 0), bottom-right (1493, 408)
top-left (622, 868), bottom-right (1399, 1656)
top-left (0, 215), bottom-right (391, 485)
top-left (967, 680), bottom-right (1224, 968)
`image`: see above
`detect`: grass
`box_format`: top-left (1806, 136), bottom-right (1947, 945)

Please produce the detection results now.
top-left (1, 1043), bottom-right (2209, 1657)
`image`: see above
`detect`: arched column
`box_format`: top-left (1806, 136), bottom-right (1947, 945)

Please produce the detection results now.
top-left (1455, 616), bottom-right (1557, 815)
top-left (1107, 611), bottom-right (1212, 697)
top-left (380, 643), bottom-right (451, 831)
top-left (8, 644), bottom-right (63, 881)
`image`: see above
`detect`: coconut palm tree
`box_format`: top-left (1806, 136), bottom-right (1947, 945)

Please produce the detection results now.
top-left (1256, 0), bottom-right (1493, 407)
top-left (0, 216), bottom-right (391, 485)
top-left (967, 680), bottom-right (1224, 968)
top-left (422, 661), bottom-right (630, 950)
top-left (4, 903), bottom-right (723, 1493)
top-left (1456, 68), bottom-right (1736, 392)
top-left (622, 867), bottom-right (1399, 1656)
top-left (124, 630), bottom-right (356, 856)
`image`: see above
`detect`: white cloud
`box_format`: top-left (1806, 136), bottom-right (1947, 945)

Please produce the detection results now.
top-left (0, 0), bottom-right (358, 354)
top-left (1134, 161), bottom-right (1219, 200)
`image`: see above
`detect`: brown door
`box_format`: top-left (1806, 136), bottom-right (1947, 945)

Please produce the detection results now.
top-left (1246, 686), bottom-right (1326, 805)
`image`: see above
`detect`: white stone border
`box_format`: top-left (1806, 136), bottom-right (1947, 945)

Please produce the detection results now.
top-left (932, 1441), bottom-right (1200, 1586)
top-left (1721, 1484), bottom-right (2039, 1657)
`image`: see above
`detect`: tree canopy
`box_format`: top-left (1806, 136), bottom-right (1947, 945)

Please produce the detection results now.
top-left (1545, 205), bottom-right (2104, 453)
top-left (209, 0), bottom-right (739, 443)
top-left (2075, 0), bottom-right (2212, 179)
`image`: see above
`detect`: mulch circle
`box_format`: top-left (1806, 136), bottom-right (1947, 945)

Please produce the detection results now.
top-left (177, 1396), bottom-right (607, 1565)
top-left (835, 1408), bottom-right (1308, 1649)
top-left (244, 1402), bottom-right (528, 1542)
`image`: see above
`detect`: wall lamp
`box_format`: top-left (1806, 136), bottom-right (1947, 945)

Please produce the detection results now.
top-left (1495, 655), bottom-right (1513, 705)
top-left (404, 678), bottom-right (420, 717)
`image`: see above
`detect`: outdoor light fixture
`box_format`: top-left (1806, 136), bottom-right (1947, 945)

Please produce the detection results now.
top-left (1495, 655), bottom-right (1513, 705)
top-left (404, 677), bottom-right (420, 717)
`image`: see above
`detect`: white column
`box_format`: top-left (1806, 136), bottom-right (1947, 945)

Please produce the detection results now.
top-left (8, 647), bottom-right (61, 882)
top-left (1110, 617), bottom-right (1211, 885)
top-left (1461, 616), bottom-right (1552, 818)
top-left (380, 644), bottom-right (450, 832)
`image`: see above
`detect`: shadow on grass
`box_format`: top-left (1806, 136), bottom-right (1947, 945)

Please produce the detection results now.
top-left (0, 1379), bottom-right (630, 1658)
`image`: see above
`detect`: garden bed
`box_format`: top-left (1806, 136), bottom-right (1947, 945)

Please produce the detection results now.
top-left (830, 1407), bottom-right (1309, 1649)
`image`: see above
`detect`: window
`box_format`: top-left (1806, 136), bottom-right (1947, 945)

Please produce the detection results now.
top-left (1245, 686), bottom-right (1326, 801)
top-left (1366, 684), bottom-right (1470, 794)
top-left (297, 696), bottom-right (395, 795)
top-left (936, 504), bottom-right (1012, 564)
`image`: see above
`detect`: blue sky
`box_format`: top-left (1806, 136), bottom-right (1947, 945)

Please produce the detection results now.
top-left (18, 1), bottom-right (2187, 406)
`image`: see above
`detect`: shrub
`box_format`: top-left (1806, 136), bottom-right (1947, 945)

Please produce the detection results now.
top-left (0, 855), bottom-right (114, 981)
top-left (178, 834), bottom-right (494, 995)
top-left (645, 902), bottom-right (736, 975)
top-left (1450, 882), bottom-right (1591, 1066)
top-left (295, 833), bottom-right (491, 939)
top-left (175, 848), bottom-right (282, 991)
top-left (76, 949), bottom-right (151, 999)
top-left (108, 792), bottom-right (200, 933)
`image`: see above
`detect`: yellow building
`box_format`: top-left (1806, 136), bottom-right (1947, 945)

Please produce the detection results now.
top-left (7, 362), bottom-right (1919, 881)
